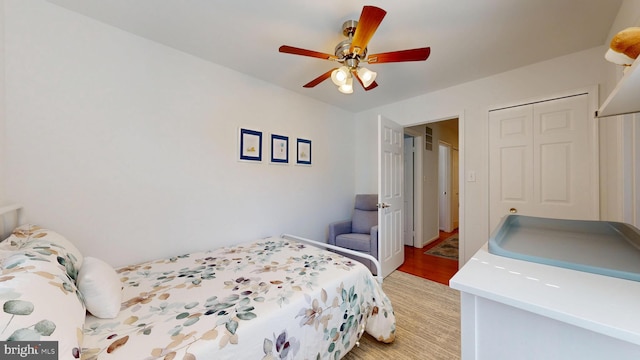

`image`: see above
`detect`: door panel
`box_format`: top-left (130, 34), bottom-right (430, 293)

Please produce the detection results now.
top-left (403, 137), bottom-right (414, 246)
top-left (539, 142), bottom-right (570, 202)
top-left (500, 146), bottom-right (527, 201)
top-left (489, 105), bottom-right (533, 232)
top-left (378, 115), bottom-right (404, 277)
top-left (533, 95), bottom-right (594, 219)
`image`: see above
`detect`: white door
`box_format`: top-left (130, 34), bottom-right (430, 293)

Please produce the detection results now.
top-left (489, 104), bottom-right (533, 232)
top-left (438, 142), bottom-right (452, 232)
top-left (452, 148), bottom-right (460, 229)
top-left (489, 94), bottom-right (598, 233)
top-left (403, 136), bottom-right (414, 246)
top-left (378, 115), bottom-right (404, 277)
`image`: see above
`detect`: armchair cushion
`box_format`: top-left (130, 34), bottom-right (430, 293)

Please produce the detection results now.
top-left (335, 233), bottom-right (373, 253)
top-left (352, 194), bottom-right (378, 234)
top-left (354, 194), bottom-right (378, 211)
top-left (370, 225), bottom-right (379, 259)
top-left (328, 220), bottom-right (352, 245)
top-left (352, 209), bottom-right (377, 234)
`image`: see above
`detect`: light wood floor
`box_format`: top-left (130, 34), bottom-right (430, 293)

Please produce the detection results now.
top-left (397, 229), bottom-right (459, 285)
top-left (344, 271), bottom-right (460, 360)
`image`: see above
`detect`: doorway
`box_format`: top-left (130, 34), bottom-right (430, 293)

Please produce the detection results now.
top-left (399, 118), bottom-right (460, 284)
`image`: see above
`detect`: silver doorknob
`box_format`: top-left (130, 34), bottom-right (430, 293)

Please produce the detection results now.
top-left (509, 208), bottom-right (518, 213)
top-left (377, 203), bottom-right (390, 209)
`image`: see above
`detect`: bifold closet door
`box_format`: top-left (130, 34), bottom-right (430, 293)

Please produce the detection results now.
top-left (489, 94), bottom-right (598, 233)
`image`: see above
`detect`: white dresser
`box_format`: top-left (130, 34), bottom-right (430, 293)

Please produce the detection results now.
top-left (450, 245), bottom-right (640, 359)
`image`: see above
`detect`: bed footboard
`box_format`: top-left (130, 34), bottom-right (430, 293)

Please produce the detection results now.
top-left (281, 233), bottom-right (383, 283)
top-left (0, 204), bottom-right (25, 239)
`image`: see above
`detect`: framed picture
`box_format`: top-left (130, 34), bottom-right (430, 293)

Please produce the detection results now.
top-left (239, 128), bottom-right (262, 162)
top-left (296, 138), bottom-right (312, 165)
top-left (270, 134), bottom-right (289, 164)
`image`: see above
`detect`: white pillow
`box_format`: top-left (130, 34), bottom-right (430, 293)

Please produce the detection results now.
top-left (77, 257), bottom-right (122, 319)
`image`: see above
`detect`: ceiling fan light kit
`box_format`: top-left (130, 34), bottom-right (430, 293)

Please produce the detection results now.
top-left (357, 67), bottom-right (377, 88)
top-left (331, 66), bottom-right (350, 86)
top-left (338, 77), bottom-right (354, 94)
top-left (278, 5), bottom-right (430, 94)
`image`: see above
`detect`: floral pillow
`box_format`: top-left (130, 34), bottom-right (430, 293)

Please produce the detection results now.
top-left (1, 225), bottom-right (84, 282)
top-left (0, 226), bottom-right (86, 359)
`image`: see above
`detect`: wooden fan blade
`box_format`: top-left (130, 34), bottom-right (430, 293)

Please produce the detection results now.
top-left (303, 68), bottom-right (337, 88)
top-left (349, 6), bottom-right (387, 55)
top-left (365, 81), bottom-right (378, 90)
top-left (279, 45), bottom-right (337, 61)
top-left (367, 47), bottom-right (431, 64)
top-left (353, 71), bottom-right (378, 91)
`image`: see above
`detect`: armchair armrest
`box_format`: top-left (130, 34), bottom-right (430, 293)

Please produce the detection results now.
top-left (370, 225), bottom-right (379, 259)
top-left (328, 220), bottom-right (352, 245)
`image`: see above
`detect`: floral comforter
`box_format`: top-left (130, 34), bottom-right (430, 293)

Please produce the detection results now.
top-left (82, 237), bottom-right (396, 359)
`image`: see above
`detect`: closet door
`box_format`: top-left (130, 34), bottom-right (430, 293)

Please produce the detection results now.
top-left (489, 104), bottom-right (534, 233)
top-left (532, 95), bottom-right (596, 221)
top-left (489, 94), bottom-right (598, 233)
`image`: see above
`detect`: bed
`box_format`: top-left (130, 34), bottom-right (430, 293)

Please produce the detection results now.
top-left (0, 205), bottom-right (396, 359)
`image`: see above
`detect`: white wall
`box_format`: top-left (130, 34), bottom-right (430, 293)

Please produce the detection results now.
top-left (355, 45), bottom-right (617, 264)
top-left (622, 113), bottom-right (640, 227)
top-left (598, 0), bottom-right (640, 222)
top-left (599, 116), bottom-right (624, 221)
top-left (3, 1), bottom-right (357, 267)
top-left (0, 0), bottom-right (5, 205)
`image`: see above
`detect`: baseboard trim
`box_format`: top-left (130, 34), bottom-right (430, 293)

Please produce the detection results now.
top-left (417, 234), bottom-right (440, 248)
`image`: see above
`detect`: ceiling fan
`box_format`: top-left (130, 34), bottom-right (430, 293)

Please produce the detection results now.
top-left (279, 5), bottom-right (431, 94)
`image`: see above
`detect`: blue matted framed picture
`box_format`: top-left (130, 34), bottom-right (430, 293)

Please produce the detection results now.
top-left (270, 134), bottom-right (289, 164)
top-left (239, 128), bottom-right (262, 162)
top-left (296, 138), bottom-right (312, 165)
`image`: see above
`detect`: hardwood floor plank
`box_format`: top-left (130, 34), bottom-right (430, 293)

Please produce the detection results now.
top-left (398, 230), bottom-right (459, 285)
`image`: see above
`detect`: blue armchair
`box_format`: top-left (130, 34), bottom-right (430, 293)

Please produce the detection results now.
top-left (328, 194), bottom-right (379, 274)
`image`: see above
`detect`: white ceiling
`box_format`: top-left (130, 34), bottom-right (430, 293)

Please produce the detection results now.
top-left (46, 0), bottom-right (623, 112)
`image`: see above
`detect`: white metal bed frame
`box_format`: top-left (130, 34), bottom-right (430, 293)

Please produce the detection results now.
top-left (282, 233), bottom-right (383, 284)
top-left (0, 204), bottom-right (24, 240)
top-left (0, 205), bottom-right (383, 283)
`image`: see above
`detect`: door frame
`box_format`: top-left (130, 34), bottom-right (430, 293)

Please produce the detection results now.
top-left (404, 135), bottom-right (415, 246)
top-left (403, 113), bottom-right (465, 267)
top-left (452, 147), bottom-right (460, 229)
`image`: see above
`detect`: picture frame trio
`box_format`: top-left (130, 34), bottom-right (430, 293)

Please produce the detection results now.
top-left (239, 127), bottom-right (311, 165)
